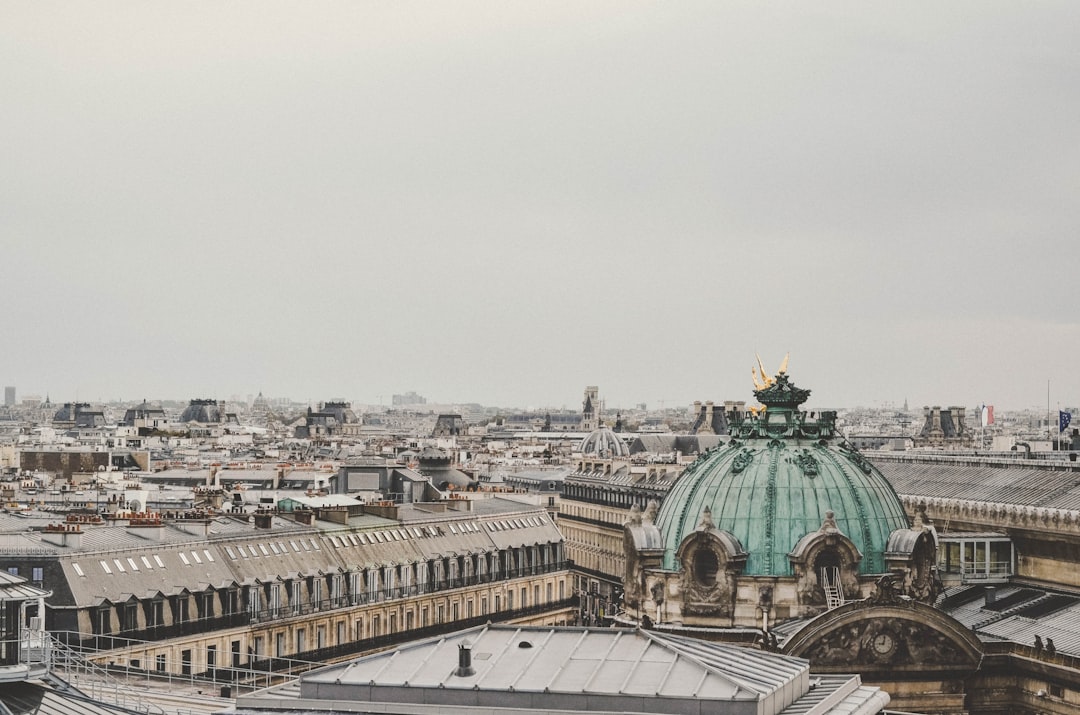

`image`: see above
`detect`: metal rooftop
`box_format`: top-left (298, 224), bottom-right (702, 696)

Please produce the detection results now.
top-left (234, 625), bottom-right (888, 715)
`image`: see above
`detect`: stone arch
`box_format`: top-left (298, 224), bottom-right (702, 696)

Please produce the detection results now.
top-left (783, 600), bottom-right (983, 675)
top-left (789, 528), bottom-right (863, 606)
top-left (885, 528), bottom-right (941, 603)
top-left (674, 528), bottom-right (746, 619)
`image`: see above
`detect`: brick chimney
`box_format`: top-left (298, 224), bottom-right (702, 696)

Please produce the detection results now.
top-left (254, 510), bottom-right (274, 529)
top-left (41, 523), bottom-right (83, 549)
top-left (127, 514), bottom-right (165, 541)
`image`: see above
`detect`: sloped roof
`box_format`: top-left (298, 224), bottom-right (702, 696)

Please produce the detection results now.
top-left (872, 455), bottom-right (1080, 510)
top-left (300, 625), bottom-right (811, 711)
top-left (0, 569), bottom-right (50, 601)
top-left (247, 624), bottom-right (890, 715)
top-left (938, 584), bottom-right (1080, 657)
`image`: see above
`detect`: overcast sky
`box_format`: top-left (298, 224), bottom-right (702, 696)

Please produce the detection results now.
top-left (3, 2), bottom-right (1078, 412)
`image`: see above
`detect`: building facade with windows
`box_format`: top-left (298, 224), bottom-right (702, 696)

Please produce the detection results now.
top-left (0, 495), bottom-right (573, 681)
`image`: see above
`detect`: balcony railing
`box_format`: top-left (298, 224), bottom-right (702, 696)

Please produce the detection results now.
top-left (939, 560), bottom-right (1013, 582)
top-left (0, 630), bottom-right (51, 681)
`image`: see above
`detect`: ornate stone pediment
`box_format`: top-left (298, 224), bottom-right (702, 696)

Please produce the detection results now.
top-left (783, 600), bottom-right (982, 674)
top-left (674, 521), bottom-right (747, 619)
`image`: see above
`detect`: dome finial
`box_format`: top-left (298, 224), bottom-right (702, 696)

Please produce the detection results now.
top-left (754, 372), bottom-right (812, 408)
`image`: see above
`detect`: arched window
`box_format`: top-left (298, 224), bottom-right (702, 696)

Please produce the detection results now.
top-left (693, 549), bottom-right (719, 587)
top-left (814, 549), bottom-right (841, 581)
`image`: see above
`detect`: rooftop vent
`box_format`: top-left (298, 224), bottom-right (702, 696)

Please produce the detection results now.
top-left (454, 643), bottom-right (475, 677)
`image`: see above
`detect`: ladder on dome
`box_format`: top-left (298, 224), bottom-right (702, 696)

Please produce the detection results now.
top-left (822, 567), bottom-right (845, 609)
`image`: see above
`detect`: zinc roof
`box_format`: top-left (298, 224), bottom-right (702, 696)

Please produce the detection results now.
top-left (938, 584), bottom-right (1080, 657)
top-left (873, 457), bottom-right (1080, 510)
top-left (302, 624), bottom-right (809, 701)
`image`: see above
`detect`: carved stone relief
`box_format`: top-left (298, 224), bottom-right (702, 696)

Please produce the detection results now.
top-left (800, 616), bottom-right (974, 669)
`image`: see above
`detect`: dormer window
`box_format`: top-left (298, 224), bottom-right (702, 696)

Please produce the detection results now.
top-left (693, 549), bottom-right (719, 587)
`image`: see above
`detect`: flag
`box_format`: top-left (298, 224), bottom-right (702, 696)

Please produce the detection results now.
top-left (980, 405), bottom-right (994, 427)
top-left (1061, 411), bottom-right (1073, 433)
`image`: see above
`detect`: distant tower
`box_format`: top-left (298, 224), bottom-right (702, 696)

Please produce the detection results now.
top-left (3, 387), bottom-right (14, 407)
top-left (582, 386), bottom-right (600, 431)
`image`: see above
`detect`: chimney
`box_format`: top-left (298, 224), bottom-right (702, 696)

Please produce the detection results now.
top-left (454, 643), bottom-right (475, 677)
top-left (174, 515), bottom-right (212, 537)
top-left (984, 586), bottom-right (997, 607)
top-left (41, 523), bottom-right (83, 549)
top-left (128, 514), bottom-right (165, 541)
top-left (254, 511), bottom-right (274, 529)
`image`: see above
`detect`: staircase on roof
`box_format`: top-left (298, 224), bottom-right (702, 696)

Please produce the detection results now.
top-left (822, 567), bottom-right (844, 609)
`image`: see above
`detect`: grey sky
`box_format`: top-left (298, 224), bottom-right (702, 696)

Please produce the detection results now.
top-left (4, 2), bottom-right (1078, 411)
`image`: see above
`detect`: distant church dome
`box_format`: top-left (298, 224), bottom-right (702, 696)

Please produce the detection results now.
top-left (578, 426), bottom-right (629, 458)
top-left (655, 373), bottom-right (909, 577)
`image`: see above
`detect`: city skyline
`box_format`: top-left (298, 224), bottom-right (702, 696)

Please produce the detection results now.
top-left (2, 378), bottom-right (1074, 416)
top-left (5, 3), bottom-right (1078, 413)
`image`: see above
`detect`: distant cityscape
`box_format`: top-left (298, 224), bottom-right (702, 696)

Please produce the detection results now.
top-left (1, 377), bottom-right (1079, 715)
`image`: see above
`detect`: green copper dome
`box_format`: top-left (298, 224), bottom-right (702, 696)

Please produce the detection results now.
top-left (656, 373), bottom-right (909, 576)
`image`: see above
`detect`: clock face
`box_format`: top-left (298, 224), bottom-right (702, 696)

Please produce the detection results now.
top-left (872, 633), bottom-right (896, 656)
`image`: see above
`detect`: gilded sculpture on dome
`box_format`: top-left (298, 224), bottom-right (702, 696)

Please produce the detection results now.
top-left (750, 353), bottom-right (810, 409)
top-left (754, 372), bottom-right (812, 408)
